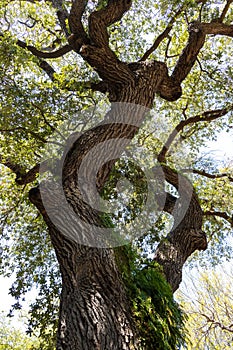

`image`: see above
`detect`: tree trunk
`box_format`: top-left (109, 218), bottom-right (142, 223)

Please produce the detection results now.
top-left (29, 63), bottom-right (206, 348)
top-left (29, 186), bottom-right (139, 349)
top-left (29, 73), bottom-right (160, 349)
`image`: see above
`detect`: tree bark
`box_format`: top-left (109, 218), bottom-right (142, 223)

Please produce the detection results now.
top-left (153, 165), bottom-right (207, 292)
top-left (26, 1), bottom-right (213, 347)
top-left (29, 186), bottom-right (138, 349)
top-left (29, 71), bottom-right (162, 349)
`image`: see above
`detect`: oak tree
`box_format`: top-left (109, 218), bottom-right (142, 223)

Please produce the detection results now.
top-left (0, 0), bottom-right (233, 348)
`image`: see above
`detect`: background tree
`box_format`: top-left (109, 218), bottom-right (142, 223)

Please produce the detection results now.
top-left (178, 266), bottom-right (233, 349)
top-left (0, 0), bottom-right (233, 349)
top-left (0, 312), bottom-right (39, 349)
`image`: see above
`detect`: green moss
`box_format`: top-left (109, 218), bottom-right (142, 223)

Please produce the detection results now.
top-left (115, 245), bottom-right (186, 349)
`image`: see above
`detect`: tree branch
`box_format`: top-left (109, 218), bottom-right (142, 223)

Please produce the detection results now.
top-left (171, 20), bottom-right (233, 85)
top-left (50, 0), bottom-right (70, 37)
top-left (88, 0), bottom-right (132, 48)
top-left (17, 39), bottom-right (72, 58)
top-left (0, 154), bottom-right (54, 185)
top-left (219, 0), bottom-right (233, 23)
top-left (67, 0), bottom-right (135, 86)
top-left (153, 164), bottom-right (207, 291)
top-left (204, 210), bottom-right (233, 227)
top-left (171, 21), bottom-right (206, 84)
top-left (68, 0), bottom-right (89, 51)
top-left (139, 7), bottom-right (183, 62)
top-left (182, 168), bottom-right (233, 182)
top-left (0, 155), bottom-right (24, 177)
top-left (200, 312), bottom-right (233, 333)
top-left (201, 22), bottom-right (233, 36)
top-left (158, 105), bottom-right (233, 163)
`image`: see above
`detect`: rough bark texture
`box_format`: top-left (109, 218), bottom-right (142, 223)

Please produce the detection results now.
top-left (28, 69), bottom-right (165, 348)
top-left (24, 0), bottom-right (233, 348)
top-left (29, 187), bottom-right (138, 350)
top-left (153, 165), bottom-right (207, 292)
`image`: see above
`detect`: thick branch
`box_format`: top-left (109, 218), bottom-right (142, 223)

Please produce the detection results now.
top-left (68, 0), bottom-right (89, 51)
top-left (0, 155), bottom-right (53, 185)
top-left (158, 106), bottom-right (233, 163)
top-left (88, 0), bottom-right (132, 48)
top-left (201, 22), bottom-right (233, 36)
top-left (17, 39), bottom-right (72, 58)
top-left (153, 165), bottom-right (207, 291)
top-left (38, 59), bottom-right (56, 80)
top-left (0, 155), bottom-right (24, 177)
top-left (219, 0), bottom-right (233, 22)
top-left (171, 21), bottom-right (206, 84)
top-left (172, 20), bottom-right (233, 84)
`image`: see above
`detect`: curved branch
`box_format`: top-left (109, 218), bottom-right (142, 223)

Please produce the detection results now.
top-left (88, 0), bottom-right (132, 48)
top-left (219, 0), bottom-right (233, 22)
top-left (182, 168), bottom-right (233, 182)
top-left (68, 0), bottom-right (89, 51)
top-left (17, 39), bottom-right (72, 58)
top-left (204, 210), bottom-right (233, 227)
top-left (158, 105), bottom-right (233, 163)
top-left (171, 20), bottom-right (233, 84)
top-left (139, 7), bottom-right (183, 62)
top-left (171, 21), bottom-right (206, 84)
top-left (153, 164), bottom-right (207, 291)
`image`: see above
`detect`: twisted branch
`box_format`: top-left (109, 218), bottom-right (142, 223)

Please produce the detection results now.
top-left (158, 105), bottom-right (233, 163)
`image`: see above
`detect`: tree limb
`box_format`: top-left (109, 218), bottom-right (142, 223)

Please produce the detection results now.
top-left (139, 7), bottom-right (183, 62)
top-left (158, 105), bottom-right (233, 163)
top-left (219, 0), bottom-right (233, 23)
top-left (17, 39), bottom-right (72, 58)
top-left (0, 155), bottom-right (24, 177)
top-left (204, 210), bottom-right (233, 227)
top-left (201, 22), bottom-right (233, 36)
top-left (182, 168), bottom-right (233, 182)
top-left (50, 0), bottom-right (70, 37)
top-left (200, 312), bottom-right (233, 333)
top-left (171, 20), bottom-right (233, 84)
top-left (171, 21), bottom-right (206, 84)
top-left (68, 0), bottom-right (89, 51)
top-left (0, 154), bottom-right (54, 185)
top-left (38, 59), bottom-right (56, 80)
top-left (88, 0), bottom-right (132, 48)
top-left (153, 164), bottom-right (207, 291)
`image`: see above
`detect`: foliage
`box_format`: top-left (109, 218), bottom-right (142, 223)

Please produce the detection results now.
top-left (115, 245), bottom-right (186, 349)
top-left (0, 0), bottom-right (233, 346)
top-left (177, 266), bottom-right (233, 349)
top-left (0, 312), bottom-right (39, 350)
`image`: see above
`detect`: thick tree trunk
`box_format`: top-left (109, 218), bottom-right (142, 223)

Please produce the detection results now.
top-left (29, 65), bottom-right (206, 348)
top-left (29, 187), bottom-right (139, 349)
top-left (29, 76), bottom-right (159, 349)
